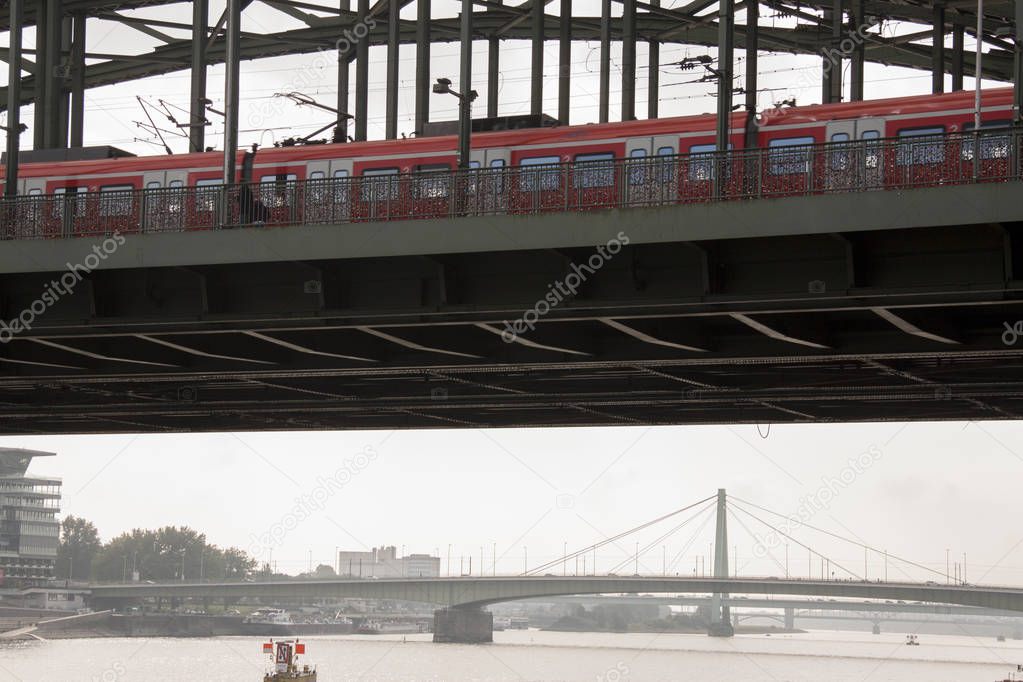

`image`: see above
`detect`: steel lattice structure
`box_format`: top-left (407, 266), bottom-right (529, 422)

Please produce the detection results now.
top-left (1, 0), bottom-right (1021, 158)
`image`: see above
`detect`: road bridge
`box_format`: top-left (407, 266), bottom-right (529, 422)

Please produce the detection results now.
top-left (87, 575), bottom-right (1023, 642)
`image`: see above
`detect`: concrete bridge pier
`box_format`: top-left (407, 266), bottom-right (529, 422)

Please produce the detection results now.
top-left (433, 606), bottom-right (493, 643)
top-left (784, 607), bottom-right (794, 630)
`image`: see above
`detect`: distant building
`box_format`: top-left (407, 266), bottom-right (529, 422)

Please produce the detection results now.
top-left (0, 449), bottom-right (61, 585)
top-left (337, 545), bottom-right (440, 578)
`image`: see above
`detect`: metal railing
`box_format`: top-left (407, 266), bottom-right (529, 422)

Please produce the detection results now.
top-left (1, 130), bottom-right (1020, 241)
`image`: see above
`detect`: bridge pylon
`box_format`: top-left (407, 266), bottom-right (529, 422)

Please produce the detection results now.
top-left (708, 488), bottom-right (735, 637)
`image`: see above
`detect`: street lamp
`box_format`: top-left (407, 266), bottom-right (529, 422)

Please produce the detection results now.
top-left (432, 77), bottom-right (478, 170)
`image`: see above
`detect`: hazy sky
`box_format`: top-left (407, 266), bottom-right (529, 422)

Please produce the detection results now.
top-left (5, 420), bottom-right (1023, 585)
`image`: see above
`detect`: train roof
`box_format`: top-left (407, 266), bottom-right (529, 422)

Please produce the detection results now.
top-left (2, 88), bottom-right (1014, 180)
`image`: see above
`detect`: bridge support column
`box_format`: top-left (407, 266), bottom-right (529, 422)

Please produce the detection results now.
top-left (784, 607), bottom-right (794, 630)
top-left (708, 488), bottom-right (734, 637)
top-left (433, 607), bottom-right (493, 643)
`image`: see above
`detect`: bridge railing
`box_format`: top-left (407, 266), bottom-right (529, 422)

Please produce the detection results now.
top-left (1, 130), bottom-right (1019, 241)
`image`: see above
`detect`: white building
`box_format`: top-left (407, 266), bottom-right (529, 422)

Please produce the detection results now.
top-left (337, 546), bottom-right (440, 578)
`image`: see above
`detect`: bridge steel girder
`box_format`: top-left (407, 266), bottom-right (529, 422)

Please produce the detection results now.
top-left (1, 0), bottom-right (1017, 122)
top-left (86, 576), bottom-right (1023, 613)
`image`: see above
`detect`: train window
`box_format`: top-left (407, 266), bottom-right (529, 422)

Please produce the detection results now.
top-left (520, 155), bottom-right (562, 192)
top-left (413, 164), bottom-right (451, 199)
top-left (768, 136), bottom-right (815, 174)
top-left (962, 120), bottom-right (1011, 161)
top-left (656, 146), bottom-right (676, 183)
top-left (860, 130), bottom-right (881, 169)
top-left (829, 133), bottom-right (851, 171)
top-left (169, 179), bottom-right (184, 189)
top-left (362, 167), bottom-right (399, 201)
top-left (688, 143), bottom-right (732, 181)
top-left (573, 152), bottom-right (615, 189)
top-left (99, 184), bottom-right (134, 216)
top-left (489, 158), bottom-right (506, 193)
top-left (628, 149), bottom-right (647, 185)
top-left (895, 126), bottom-right (945, 165)
top-left (332, 169), bottom-right (350, 204)
top-left (259, 173), bottom-right (297, 206)
top-left (53, 187), bottom-right (87, 218)
top-left (146, 181), bottom-right (161, 190)
top-left (195, 178), bottom-right (222, 212)
top-left (309, 171), bottom-right (325, 180)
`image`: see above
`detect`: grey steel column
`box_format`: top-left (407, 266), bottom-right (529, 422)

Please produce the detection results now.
top-left (822, 0), bottom-right (842, 104)
top-left (648, 0), bottom-right (659, 119)
top-left (190, 0), bottom-right (209, 152)
top-left (385, 0), bottom-right (399, 139)
top-left (1015, 0), bottom-right (1023, 125)
top-left (530, 0), bottom-right (544, 115)
top-left (222, 0), bottom-right (241, 185)
top-left (57, 15), bottom-right (71, 147)
top-left (489, 0), bottom-right (501, 118)
top-left (336, 0), bottom-right (352, 141)
top-left (355, 0), bottom-right (369, 140)
top-left (34, 0), bottom-right (49, 149)
top-left (933, 4), bottom-right (945, 94)
top-left (5, 0), bottom-right (23, 198)
top-left (415, 0), bottom-right (431, 132)
top-left (43, 0), bottom-right (63, 148)
top-left (952, 23), bottom-right (965, 91)
top-left (850, 0), bottom-right (865, 101)
top-left (69, 13), bottom-right (85, 148)
top-left (558, 0), bottom-right (571, 123)
top-left (459, 0), bottom-right (472, 167)
top-left (715, 0), bottom-right (733, 152)
top-left (599, 0), bottom-right (610, 123)
top-left (621, 0), bottom-right (636, 120)
top-left (744, 0), bottom-right (758, 147)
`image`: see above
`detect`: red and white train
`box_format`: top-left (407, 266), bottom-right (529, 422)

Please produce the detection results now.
top-left (0, 86), bottom-right (1017, 235)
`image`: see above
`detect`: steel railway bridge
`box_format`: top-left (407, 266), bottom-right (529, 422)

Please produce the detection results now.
top-left (1, 0), bottom-right (1022, 433)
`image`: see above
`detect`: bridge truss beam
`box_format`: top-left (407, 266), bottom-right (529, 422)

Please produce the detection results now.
top-left (0, 0), bottom-right (1019, 151)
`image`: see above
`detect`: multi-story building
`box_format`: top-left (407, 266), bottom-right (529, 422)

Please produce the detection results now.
top-left (337, 545), bottom-right (440, 578)
top-left (0, 448), bottom-right (61, 585)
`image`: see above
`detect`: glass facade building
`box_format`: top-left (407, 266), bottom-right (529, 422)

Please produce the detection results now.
top-left (0, 449), bottom-right (61, 585)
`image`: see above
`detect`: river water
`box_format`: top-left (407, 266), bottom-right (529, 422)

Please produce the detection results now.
top-left (1, 629), bottom-right (1021, 681)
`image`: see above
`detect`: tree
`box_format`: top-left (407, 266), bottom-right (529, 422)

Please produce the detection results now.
top-left (56, 516), bottom-right (101, 581)
top-left (92, 526), bottom-right (257, 583)
top-left (313, 564), bottom-right (335, 578)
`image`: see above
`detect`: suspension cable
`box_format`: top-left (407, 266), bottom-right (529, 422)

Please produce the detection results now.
top-left (524, 493), bottom-right (717, 576)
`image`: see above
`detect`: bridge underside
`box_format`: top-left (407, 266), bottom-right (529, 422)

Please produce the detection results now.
top-left (2, 185), bottom-right (1023, 434)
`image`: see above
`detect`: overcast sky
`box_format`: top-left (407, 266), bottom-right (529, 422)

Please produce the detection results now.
top-left (4, 420), bottom-right (1023, 585)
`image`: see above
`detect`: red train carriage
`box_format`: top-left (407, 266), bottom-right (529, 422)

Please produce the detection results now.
top-left (0, 87), bottom-right (1016, 237)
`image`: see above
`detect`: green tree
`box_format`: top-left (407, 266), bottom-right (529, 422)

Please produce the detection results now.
top-left (92, 526), bottom-right (257, 583)
top-left (55, 515), bottom-right (101, 581)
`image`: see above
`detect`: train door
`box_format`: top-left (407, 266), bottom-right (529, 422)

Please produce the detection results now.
top-left (624, 136), bottom-right (678, 205)
top-left (825, 118), bottom-right (885, 190)
top-left (306, 159), bottom-right (353, 223)
top-left (470, 148), bottom-right (509, 213)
